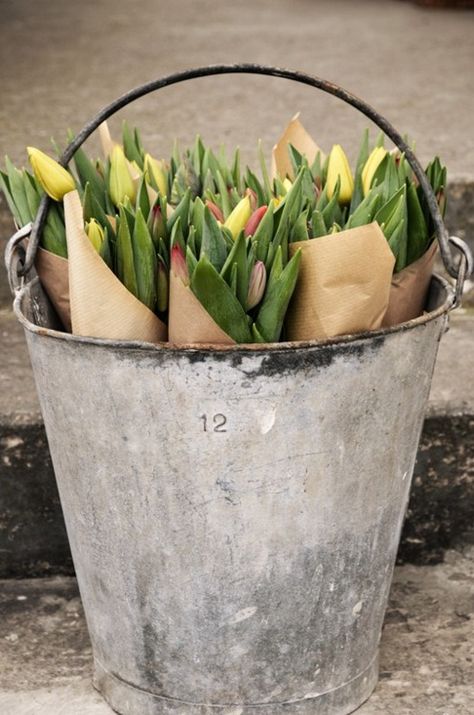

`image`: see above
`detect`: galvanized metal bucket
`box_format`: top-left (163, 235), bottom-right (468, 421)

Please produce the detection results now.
top-left (5, 66), bottom-right (473, 715)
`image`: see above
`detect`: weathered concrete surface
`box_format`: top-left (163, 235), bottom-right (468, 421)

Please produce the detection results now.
top-left (401, 414), bottom-right (474, 564)
top-left (0, 309), bottom-right (42, 425)
top-left (445, 180), bottom-right (474, 255)
top-left (427, 312), bottom-right (474, 416)
top-left (1, 551), bottom-right (473, 714)
top-left (0, 199), bottom-right (14, 309)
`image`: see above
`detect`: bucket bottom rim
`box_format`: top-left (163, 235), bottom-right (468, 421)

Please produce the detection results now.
top-left (92, 653), bottom-right (379, 713)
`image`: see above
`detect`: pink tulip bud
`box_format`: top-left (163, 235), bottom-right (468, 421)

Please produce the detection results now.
top-left (149, 203), bottom-right (166, 243)
top-left (205, 199), bottom-right (224, 223)
top-left (246, 261), bottom-right (267, 310)
top-left (171, 245), bottom-right (190, 286)
top-left (245, 188), bottom-right (258, 212)
top-left (244, 205), bottom-right (268, 238)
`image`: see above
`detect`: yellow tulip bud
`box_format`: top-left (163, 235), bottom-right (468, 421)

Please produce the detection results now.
top-left (224, 196), bottom-right (252, 240)
top-left (109, 145), bottom-right (136, 206)
top-left (282, 178), bottom-right (293, 193)
top-left (85, 219), bottom-right (105, 253)
top-left (27, 147), bottom-right (75, 201)
top-left (361, 147), bottom-right (387, 196)
top-left (144, 153), bottom-right (168, 196)
top-left (326, 144), bottom-right (354, 204)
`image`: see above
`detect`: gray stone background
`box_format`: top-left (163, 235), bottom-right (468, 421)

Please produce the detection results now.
top-left (0, 0), bottom-right (473, 713)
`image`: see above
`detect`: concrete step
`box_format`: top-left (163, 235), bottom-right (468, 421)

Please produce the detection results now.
top-left (1, 306), bottom-right (474, 577)
top-left (1, 549), bottom-right (473, 714)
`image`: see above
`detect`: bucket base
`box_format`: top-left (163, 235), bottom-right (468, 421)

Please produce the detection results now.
top-left (93, 655), bottom-right (379, 715)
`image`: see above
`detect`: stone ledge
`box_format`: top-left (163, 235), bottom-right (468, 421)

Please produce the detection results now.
top-left (1, 550), bottom-right (473, 714)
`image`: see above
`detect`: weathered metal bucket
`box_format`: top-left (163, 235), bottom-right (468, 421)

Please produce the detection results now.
top-left (5, 66), bottom-right (473, 715)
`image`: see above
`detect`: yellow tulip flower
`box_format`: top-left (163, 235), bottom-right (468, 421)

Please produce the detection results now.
top-left (224, 196), bottom-right (252, 240)
top-left (361, 147), bottom-right (387, 196)
top-left (326, 144), bottom-right (354, 204)
top-left (27, 147), bottom-right (75, 201)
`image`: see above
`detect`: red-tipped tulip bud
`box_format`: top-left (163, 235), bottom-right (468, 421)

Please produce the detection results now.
top-left (245, 187), bottom-right (258, 212)
top-left (205, 199), bottom-right (224, 223)
top-left (246, 261), bottom-right (267, 310)
top-left (149, 203), bottom-right (166, 244)
top-left (244, 205), bottom-right (268, 238)
top-left (171, 244), bottom-right (190, 286)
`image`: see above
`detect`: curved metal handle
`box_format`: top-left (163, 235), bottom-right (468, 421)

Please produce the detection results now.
top-left (17, 63), bottom-right (472, 294)
top-left (449, 235), bottom-right (473, 308)
top-left (5, 224), bottom-right (31, 292)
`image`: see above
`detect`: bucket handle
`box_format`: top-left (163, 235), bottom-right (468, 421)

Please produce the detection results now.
top-left (8, 63), bottom-right (473, 303)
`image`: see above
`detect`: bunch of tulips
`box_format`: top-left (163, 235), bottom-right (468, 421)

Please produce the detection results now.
top-left (0, 120), bottom-right (446, 344)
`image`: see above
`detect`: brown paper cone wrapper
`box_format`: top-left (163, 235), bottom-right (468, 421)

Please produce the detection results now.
top-left (382, 241), bottom-right (438, 327)
top-left (286, 222), bottom-right (395, 341)
top-left (64, 191), bottom-right (166, 343)
top-left (168, 271), bottom-right (235, 346)
top-left (272, 113), bottom-right (324, 180)
top-left (34, 246), bottom-right (71, 332)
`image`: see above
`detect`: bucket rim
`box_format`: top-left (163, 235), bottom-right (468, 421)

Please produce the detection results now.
top-left (13, 273), bottom-right (454, 354)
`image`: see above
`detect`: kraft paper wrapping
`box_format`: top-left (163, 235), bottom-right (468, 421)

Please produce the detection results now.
top-left (272, 113), bottom-right (324, 180)
top-left (64, 190), bottom-right (166, 343)
top-left (34, 246), bottom-right (71, 332)
top-left (286, 222), bottom-right (395, 341)
top-left (168, 271), bottom-right (235, 346)
top-left (383, 241), bottom-right (438, 327)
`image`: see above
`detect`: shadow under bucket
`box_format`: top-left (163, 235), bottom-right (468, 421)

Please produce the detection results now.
top-left (13, 274), bottom-right (453, 714)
